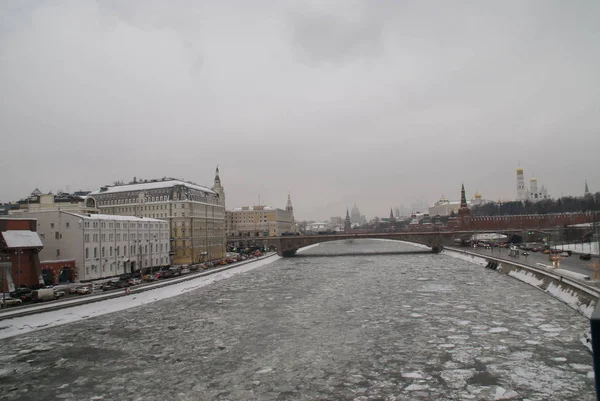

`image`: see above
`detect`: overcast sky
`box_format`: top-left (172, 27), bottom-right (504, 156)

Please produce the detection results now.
top-left (1, 1), bottom-right (599, 220)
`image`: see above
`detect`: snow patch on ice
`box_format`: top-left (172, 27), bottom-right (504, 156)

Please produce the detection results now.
top-left (489, 327), bottom-right (509, 333)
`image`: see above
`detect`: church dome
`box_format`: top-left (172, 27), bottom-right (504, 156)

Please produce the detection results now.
top-left (474, 192), bottom-right (482, 199)
top-left (516, 167), bottom-right (523, 174)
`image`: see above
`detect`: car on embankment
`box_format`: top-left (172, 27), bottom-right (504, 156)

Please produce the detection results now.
top-left (31, 288), bottom-right (58, 302)
top-left (0, 296), bottom-right (23, 307)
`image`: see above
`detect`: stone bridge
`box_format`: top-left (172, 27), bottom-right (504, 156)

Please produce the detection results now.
top-left (229, 230), bottom-right (526, 257)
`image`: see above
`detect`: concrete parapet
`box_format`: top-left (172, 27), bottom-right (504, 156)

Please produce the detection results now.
top-left (446, 247), bottom-right (599, 318)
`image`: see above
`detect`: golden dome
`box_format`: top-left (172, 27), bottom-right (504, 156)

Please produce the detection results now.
top-left (530, 177), bottom-right (537, 182)
top-left (516, 167), bottom-right (523, 174)
top-left (474, 192), bottom-right (482, 198)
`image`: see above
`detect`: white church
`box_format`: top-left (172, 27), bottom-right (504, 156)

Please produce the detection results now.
top-left (516, 167), bottom-right (550, 202)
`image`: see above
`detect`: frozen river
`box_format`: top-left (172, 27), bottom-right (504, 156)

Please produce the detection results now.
top-left (0, 239), bottom-right (595, 400)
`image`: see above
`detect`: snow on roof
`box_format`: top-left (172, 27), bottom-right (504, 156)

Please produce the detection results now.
top-left (230, 206), bottom-right (278, 212)
top-left (40, 259), bottom-right (76, 264)
top-left (1, 230), bottom-right (43, 248)
top-left (66, 213), bottom-right (167, 223)
top-left (88, 180), bottom-right (215, 196)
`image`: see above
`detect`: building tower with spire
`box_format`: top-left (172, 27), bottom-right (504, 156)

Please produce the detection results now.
top-left (585, 180), bottom-right (591, 197)
top-left (344, 209), bottom-right (352, 233)
top-left (286, 193), bottom-right (297, 232)
top-left (516, 167), bottom-right (526, 201)
top-left (211, 166), bottom-right (226, 207)
top-left (457, 183), bottom-right (471, 228)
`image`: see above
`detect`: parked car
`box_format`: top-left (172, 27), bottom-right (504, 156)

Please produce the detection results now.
top-left (142, 274), bottom-right (157, 282)
top-left (1, 296), bottom-right (23, 306)
top-left (54, 290), bottom-right (66, 298)
top-left (76, 286), bottom-right (91, 295)
top-left (11, 288), bottom-right (33, 302)
top-left (180, 267), bottom-right (190, 275)
top-left (156, 270), bottom-right (174, 279)
top-left (101, 282), bottom-right (116, 291)
top-left (128, 278), bottom-right (143, 286)
top-left (580, 254), bottom-right (592, 261)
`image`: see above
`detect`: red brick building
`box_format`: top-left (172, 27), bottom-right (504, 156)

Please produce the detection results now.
top-left (40, 259), bottom-right (77, 284)
top-left (0, 218), bottom-right (44, 292)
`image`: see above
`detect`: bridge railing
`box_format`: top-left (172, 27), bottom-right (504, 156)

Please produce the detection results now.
top-left (591, 302), bottom-right (600, 400)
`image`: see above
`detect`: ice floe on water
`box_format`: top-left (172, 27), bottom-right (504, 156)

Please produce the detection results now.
top-left (538, 323), bottom-right (565, 332)
top-left (489, 327), bottom-right (509, 333)
top-left (402, 371), bottom-right (426, 379)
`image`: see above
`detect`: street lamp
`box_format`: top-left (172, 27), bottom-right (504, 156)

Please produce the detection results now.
top-left (16, 249), bottom-right (22, 289)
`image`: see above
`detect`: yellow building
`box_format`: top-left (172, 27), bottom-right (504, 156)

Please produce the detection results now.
top-left (226, 205), bottom-right (294, 238)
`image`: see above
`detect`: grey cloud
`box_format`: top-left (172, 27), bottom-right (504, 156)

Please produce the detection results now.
top-left (0, 1), bottom-right (599, 221)
top-left (286, 3), bottom-right (385, 64)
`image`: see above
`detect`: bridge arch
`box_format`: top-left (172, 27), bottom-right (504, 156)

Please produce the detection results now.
top-left (276, 232), bottom-right (449, 257)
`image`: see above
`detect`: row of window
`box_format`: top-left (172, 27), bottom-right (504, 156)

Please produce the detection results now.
top-left (85, 257), bottom-right (169, 276)
top-left (83, 221), bottom-right (168, 229)
top-left (85, 243), bottom-right (166, 259)
top-left (84, 232), bottom-right (168, 243)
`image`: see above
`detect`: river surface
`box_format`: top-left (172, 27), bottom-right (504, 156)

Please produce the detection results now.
top-left (0, 239), bottom-right (595, 400)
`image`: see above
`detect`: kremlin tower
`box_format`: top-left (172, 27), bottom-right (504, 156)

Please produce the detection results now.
top-left (457, 183), bottom-right (471, 228)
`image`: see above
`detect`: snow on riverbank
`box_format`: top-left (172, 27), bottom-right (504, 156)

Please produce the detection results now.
top-left (441, 248), bottom-right (489, 267)
top-left (443, 248), bottom-right (597, 318)
top-left (0, 255), bottom-right (281, 340)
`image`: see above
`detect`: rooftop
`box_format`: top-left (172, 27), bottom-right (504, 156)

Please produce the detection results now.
top-left (230, 206), bottom-right (278, 212)
top-left (1, 230), bottom-right (43, 248)
top-left (89, 179), bottom-right (215, 196)
top-left (65, 212), bottom-right (167, 223)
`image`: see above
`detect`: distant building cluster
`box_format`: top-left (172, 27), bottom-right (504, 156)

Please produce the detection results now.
top-left (1, 168), bottom-right (227, 286)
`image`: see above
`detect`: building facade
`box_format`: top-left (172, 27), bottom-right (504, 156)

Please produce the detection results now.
top-left (87, 171), bottom-right (226, 265)
top-left (428, 196), bottom-right (469, 217)
top-left (27, 211), bottom-right (169, 281)
top-left (0, 218), bottom-right (44, 291)
top-left (10, 190), bottom-right (98, 215)
top-left (226, 206), bottom-right (294, 237)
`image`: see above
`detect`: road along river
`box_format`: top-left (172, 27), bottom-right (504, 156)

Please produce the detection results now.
top-left (0, 239), bottom-right (594, 400)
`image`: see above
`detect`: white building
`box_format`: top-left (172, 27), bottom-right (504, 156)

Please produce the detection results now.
top-left (516, 167), bottom-right (550, 202)
top-left (428, 196), bottom-right (469, 217)
top-left (27, 211), bottom-right (169, 281)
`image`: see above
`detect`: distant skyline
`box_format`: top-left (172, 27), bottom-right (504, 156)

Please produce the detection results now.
top-left (1, 1), bottom-right (599, 221)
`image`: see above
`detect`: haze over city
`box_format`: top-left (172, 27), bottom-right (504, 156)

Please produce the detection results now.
top-left (1, 1), bottom-right (599, 220)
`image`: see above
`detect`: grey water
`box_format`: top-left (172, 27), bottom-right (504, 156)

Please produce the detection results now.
top-left (0, 239), bottom-right (594, 400)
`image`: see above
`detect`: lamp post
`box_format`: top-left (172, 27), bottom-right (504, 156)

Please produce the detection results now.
top-left (16, 249), bottom-right (22, 289)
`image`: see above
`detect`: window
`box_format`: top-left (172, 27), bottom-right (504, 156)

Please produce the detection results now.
top-left (55, 232), bottom-right (60, 240)
top-left (123, 246), bottom-right (126, 256)
top-left (109, 247), bottom-right (113, 256)
top-left (102, 247), bottom-right (105, 257)
top-left (56, 249), bottom-right (60, 257)
top-left (51, 223), bottom-right (55, 229)
top-left (94, 248), bottom-right (97, 258)
top-left (66, 222), bottom-right (70, 228)
top-left (85, 248), bottom-right (89, 259)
